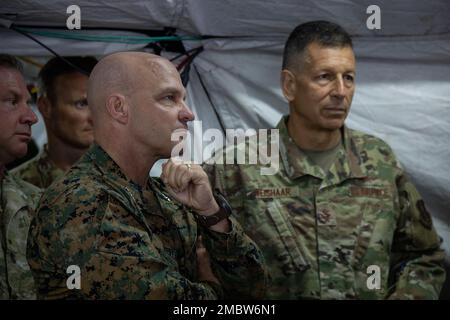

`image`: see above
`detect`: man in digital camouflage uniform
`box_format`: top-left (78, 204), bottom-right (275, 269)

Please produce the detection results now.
top-left (204, 21), bottom-right (446, 299)
top-left (0, 54), bottom-right (40, 299)
top-left (13, 56), bottom-right (98, 189)
top-left (27, 52), bottom-right (268, 299)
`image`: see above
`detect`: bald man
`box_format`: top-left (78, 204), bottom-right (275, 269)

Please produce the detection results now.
top-left (26, 52), bottom-right (267, 300)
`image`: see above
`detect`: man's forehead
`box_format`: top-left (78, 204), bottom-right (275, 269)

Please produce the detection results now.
top-left (0, 67), bottom-right (25, 85)
top-left (0, 68), bottom-right (29, 96)
top-left (144, 58), bottom-right (178, 77)
top-left (142, 59), bottom-right (183, 87)
top-left (305, 44), bottom-right (355, 64)
top-left (56, 71), bottom-right (89, 83)
top-left (158, 83), bottom-right (186, 95)
top-left (6, 86), bottom-right (32, 100)
top-left (54, 72), bottom-right (88, 92)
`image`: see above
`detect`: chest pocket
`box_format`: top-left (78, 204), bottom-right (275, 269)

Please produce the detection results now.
top-left (242, 183), bottom-right (309, 276)
top-left (266, 201), bottom-right (309, 272)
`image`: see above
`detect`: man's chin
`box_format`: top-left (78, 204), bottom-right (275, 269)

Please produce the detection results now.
top-left (322, 118), bottom-right (346, 130)
top-left (70, 137), bottom-right (94, 150)
top-left (9, 145), bottom-right (28, 162)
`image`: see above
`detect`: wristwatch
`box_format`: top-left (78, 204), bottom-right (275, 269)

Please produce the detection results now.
top-left (195, 190), bottom-right (232, 227)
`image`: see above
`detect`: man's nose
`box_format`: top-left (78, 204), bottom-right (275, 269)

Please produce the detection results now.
top-left (22, 105), bottom-right (38, 126)
top-left (331, 76), bottom-right (346, 98)
top-left (86, 106), bottom-right (94, 127)
top-left (179, 101), bottom-right (195, 123)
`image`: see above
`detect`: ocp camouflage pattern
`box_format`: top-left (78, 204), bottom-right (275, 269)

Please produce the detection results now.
top-left (1, 171), bottom-right (41, 299)
top-left (204, 115), bottom-right (446, 299)
top-left (12, 144), bottom-right (64, 189)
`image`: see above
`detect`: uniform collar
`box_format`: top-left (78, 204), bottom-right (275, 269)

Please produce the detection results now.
top-left (277, 115), bottom-right (366, 182)
top-left (86, 143), bottom-right (145, 194)
top-left (87, 143), bottom-right (125, 177)
top-left (0, 169), bottom-right (38, 215)
top-left (38, 143), bottom-right (53, 166)
top-left (38, 143), bottom-right (64, 177)
top-left (41, 143), bottom-right (50, 159)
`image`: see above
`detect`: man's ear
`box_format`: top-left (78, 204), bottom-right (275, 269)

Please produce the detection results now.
top-left (106, 94), bottom-right (128, 125)
top-left (37, 96), bottom-right (52, 121)
top-left (280, 69), bottom-right (297, 102)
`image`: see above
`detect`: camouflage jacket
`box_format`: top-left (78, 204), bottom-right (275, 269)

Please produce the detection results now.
top-left (204, 116), bottom-right (446, 299)
top-left (12, 144), bottom-right (65, 189)
top-left (27, 143), bottom-right (267, 300)
top-left (1, 170), bottom-right (41, 299)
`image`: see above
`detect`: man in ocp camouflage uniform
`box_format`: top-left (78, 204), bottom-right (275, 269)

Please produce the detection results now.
top-left (13, 56), bottom-right (98, 189)
top-left (0, 54), bottom-right (40, 299)
top-left (27, 52), bottom-right (267, 299)
top-left (204, 21), bottom-right (445, 299)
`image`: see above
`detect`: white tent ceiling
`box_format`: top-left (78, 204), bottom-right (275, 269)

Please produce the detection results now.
top-left (2, 0), bottom-right (450, 36)
top-left (1, 0), bottom-right (450, 298)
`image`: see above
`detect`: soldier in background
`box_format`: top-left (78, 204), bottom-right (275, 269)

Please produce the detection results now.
top-left (0, 54), bottom-right (40, 299)
top-left (13, 56), bottom-right (97, 188)
top-left (204, 21), bottom-right (446, 299)
top-left (27, 52), bottom-right (267, 299)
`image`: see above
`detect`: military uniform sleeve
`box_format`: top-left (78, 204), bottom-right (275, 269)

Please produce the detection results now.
top-left (203, 163), bottom-right (246, 221)
top-left (28, 190), bottom-right (221, 300)
top-left (388, 171), bottom-right (446, 299)
top-left (200, 216), bottom-right (268, 299)
top-left (1, 175), bottom-right (41, 299)
top-left (2, 203), bottom-right (37, 299)
top-left (203, 164), bottom-right (268, 299)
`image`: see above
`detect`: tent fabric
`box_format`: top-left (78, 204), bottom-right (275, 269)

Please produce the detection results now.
top-left (2, 0), bottom-right (450, 36)
top-left (1, 0), bottom-right (449, 297)
top-left (0, 28), bottom-right (148, 55)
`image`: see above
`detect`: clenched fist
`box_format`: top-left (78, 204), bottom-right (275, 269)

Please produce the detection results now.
top-left (161, 158), bottom-right (218, 214)
top-left (161, 159), bottom-right (230, 232)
